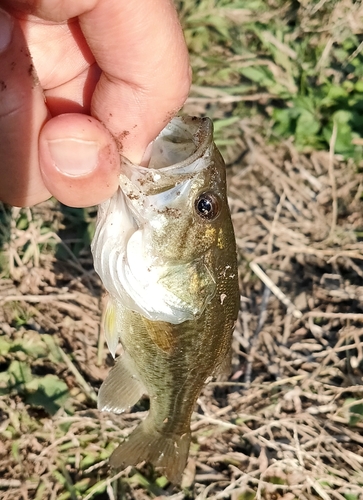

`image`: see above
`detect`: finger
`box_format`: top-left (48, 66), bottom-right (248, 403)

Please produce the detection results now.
top-left (18, 16), bottom-right (97, 111)
top-left (43, 63), bottom-right (101, 115)
top-left (81, 0), bottom-right (191, 163)
top-left (5, 0), bottom-right (191, 164)
top-left (0, 5), bottom-right (119, 208)
top-left (0, 7), bottom-right (50, 207)
top-left (39, 114), bottom-right (120, 207)
top-left (87, 0), bottom-right (191, 163)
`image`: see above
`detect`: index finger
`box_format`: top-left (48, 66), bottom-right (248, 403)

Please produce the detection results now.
top-left (82, 0), bottom-right (191, 163)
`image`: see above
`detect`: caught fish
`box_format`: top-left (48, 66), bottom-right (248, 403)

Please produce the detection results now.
top-left (91, 116), bottom-right (239, 483)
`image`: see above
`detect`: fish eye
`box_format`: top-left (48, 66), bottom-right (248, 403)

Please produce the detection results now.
top-left (195, 192), bottom-right (221, 220)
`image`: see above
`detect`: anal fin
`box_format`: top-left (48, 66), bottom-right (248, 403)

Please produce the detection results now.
top-left (98, 352), bottom-right (145, 414)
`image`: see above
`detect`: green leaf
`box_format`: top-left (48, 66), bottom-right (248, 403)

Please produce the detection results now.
top-left (155, 475), bottom-right (169, 488)
top-left (42, 334), bottom-right (64, 363)
top-left (11, 441), bottom-right (21, 461)
top-left (349, 402), bottom-right (363, 426)
top-left (26, 374), bottom-right (70, 415)
top-left (268, 475), bottom-right (286, 485)
top-left (74, 478), bottom-right (92, 493)
top-left (323, 110), bottom-right (357, 155)
top-left (236, 492), bottom-right (256, 500)
top-left (355, 81), bottom-right (363, 93)
top-left (295, 110), bottom-right (320, 147)
top-left (321, 84), bottom-right (349, 107)
top-left (240, 66), bottom-right (274, 86)
top-left (80, 453), bottom-right (98, 469)
top-left (273, 108), bottom-right (295, 136)
top-left (8, 360), bottom-right (32, 387)
top-left (0, 336), bottom-right (11, 355)
top-left (213, 116), bottom-right (240, 133)
top-left (11, 331), bottom-right (48, 358)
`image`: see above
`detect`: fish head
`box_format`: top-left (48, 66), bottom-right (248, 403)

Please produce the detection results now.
top-left (91, 117), bottom-right (235, 326)
top-left (121, 117), bottom-right (229, 265)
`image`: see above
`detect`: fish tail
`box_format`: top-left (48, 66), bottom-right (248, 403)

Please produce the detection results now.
top-left (109, 418), bottom-right (191, 484)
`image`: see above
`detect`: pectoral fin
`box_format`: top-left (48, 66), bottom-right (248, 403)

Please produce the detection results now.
top-left (142, 318), bottom-right (177, 354)
top-left (102, 295), bottom-right (120, 358)
top-left (98, 352), bottom-right (145, 414)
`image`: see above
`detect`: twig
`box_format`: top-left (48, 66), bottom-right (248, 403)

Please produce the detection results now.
top-left (0, 293), bottom-right (79, 304)
top-left (83, 471), bottom-right (125, 500)
top-left (250, 261), bottom-right (303, 319)
top-left (267, 191), bottom-right (286, 255)
top-left (345, 39), bottom-right (363, 64)
top-left (97, 323), bottom-right (104, 367)
top-left (186, 93), bottom-right (273, 104)
top-left (344, 257), bottom-right (363, 279)
top-left (328, 120), bottom-right (338, 238)
top-left (60, 464), bottom-right (78, 500)
top-left (0, 479), bottom-right (37, 490)
top-left (244, 286), bottom-right (271, 386)
top-left (240, 297), bottom-right (251, 344)
top-left (308, 311), bottom-right (363, 321)
top-left (58, 346), bottom-right (98, 403)
top-left (84, 459), bottom-right (109, 474)
top-left (254, 246), bottom-right (363, 263)
top-left (191, 413), bottom-right (238, 431)
top-left (39, 435), bottom-right (78, 457)
top-left (97, 296), bottom-right (104, 367)
top-left (306, 476), bottom-right (332, 500)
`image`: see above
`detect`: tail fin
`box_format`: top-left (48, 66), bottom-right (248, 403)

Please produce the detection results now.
top-left (109, 418), bottom-right (191, 484)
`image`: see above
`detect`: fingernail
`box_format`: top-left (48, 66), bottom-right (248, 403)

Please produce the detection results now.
top-left (47, 138), bottom-right (99, 176)
top-left (0, 9), bottom-right (13, 53)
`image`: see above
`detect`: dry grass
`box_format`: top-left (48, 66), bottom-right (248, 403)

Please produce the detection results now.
top-left (0, 122), bottom-right (362, 499)
top-left (1, 0), bottom-right (363, 498)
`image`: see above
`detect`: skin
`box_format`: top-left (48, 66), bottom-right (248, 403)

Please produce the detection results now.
top-left (0, 0), bottom-right (191, 207)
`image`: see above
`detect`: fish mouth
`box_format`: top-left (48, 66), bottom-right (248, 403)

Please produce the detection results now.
top-left (147, 116), bottom-right (212, 171)
top-left (120, 116), bottom-right (214, 197)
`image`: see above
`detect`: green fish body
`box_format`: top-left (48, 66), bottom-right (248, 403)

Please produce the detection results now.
top-left (91, 116), bottom-right (239, 483)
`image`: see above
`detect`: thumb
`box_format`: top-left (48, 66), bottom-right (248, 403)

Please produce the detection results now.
top-left (39, 114), bottom-right (120, 208)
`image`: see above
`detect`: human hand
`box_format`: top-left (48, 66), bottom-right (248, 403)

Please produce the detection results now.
top-left (0, 0), bottom-right (191, 207)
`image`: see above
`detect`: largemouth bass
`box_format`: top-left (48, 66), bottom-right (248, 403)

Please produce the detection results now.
top-left (91, 116), bottom-right (239, 483)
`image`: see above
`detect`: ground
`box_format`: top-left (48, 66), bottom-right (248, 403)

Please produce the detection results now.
top-left (1, 1), bottom-right (363, 499)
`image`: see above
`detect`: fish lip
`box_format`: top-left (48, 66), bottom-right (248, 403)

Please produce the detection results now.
top-left (123, 116), bottom-right (213, 174)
